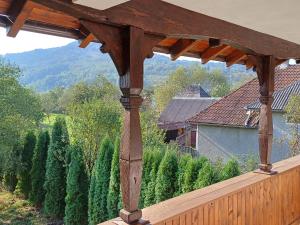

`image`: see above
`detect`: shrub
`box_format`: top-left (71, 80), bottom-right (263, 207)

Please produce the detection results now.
top-left (88, 136), bottom-right (114, 225)
top-left (155, 150), bottom-right (178, 203)
top-left (18, 131), bottom-right (36, 199)
top-left (30, 130), bottom-right (50, 207)
top-left (182, 157), bottom-right (208, 193)
top-left (44, 117), bottom-right (70, 219)
top-left (221, 159), bottom-right (241, 181)
top-left (194, 161), bottom-right (217, 189)
top-left (144, 149), bottom-right (164, 207)
top-left (64, 144), bottom-right (89, 225)
top-left (174, 154), bottom-right (192, 196)
top-left (107, 137), bottom-right (121, 219)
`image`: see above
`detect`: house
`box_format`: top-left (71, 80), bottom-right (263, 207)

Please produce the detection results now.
top-left (158, 85), bottom-right (218, 146)
top-left (188, 65), bottom-right (300, 162)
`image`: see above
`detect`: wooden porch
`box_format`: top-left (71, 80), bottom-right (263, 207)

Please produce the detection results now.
top-left (103, 155), bottom-right (300, 225)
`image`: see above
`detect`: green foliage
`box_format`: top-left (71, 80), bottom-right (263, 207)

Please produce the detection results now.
top-left (182, 157), bottom-right (208, 193)
top-left (3, 145), bottom-right (21, 192)
top-left (44, 117), bottom-right (70, 219)
top-left (194, 161), bottom-right (217, 189)
top-left (88, 136), bottom-right (114, 225)
top-left (174, 154), bottom-right (192, 196)
top-left (155, 150), bottom-right (178, 203)
top-left (144, 149), bottom-right (164, 207)
top-left (221, 159), bottom-right (241, 181)
top-left (30, 130), bottom-right (50, 207)
top-left (285, 94), bottom-right (300, 156)
top-left (107, 137), bottom-right (121, 219)
top-left (64, 144), bottom-right (89, 225)
top-left (18, 131), bottom-right (36, 199)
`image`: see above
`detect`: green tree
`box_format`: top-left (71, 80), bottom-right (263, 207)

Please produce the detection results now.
top-left (174, 154), bottom-right (192, 196)
top-left (107, 137), bottom-right (121, 219)
top-left (194, 161), bottom-right (217, 189)
top-left (30, 130), bottom-right (50, 207)
top-left (182, 157), bottom-right (208, 193)
top-left (64, 144), bottom-right (89, 225)
top-left (44, 117), bottom-right (70, 219)
top-left (221, 159), bottom-right (241, 181)
top-left (144, 149), bottom-right (164, 207)
top-left (155, 150), bottom-right (178, 203)
top-left (17, 131), bottom-right (36, 199)
top-left (88, 136), bottom-right (114, 225)
top-left (285, 95), bottom-right (300, 156)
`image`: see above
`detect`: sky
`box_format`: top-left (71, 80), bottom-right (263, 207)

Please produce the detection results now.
top-left (0, 28), bottom-right (74, 55)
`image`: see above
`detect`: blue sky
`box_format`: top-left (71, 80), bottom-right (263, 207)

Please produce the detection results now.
top-left (0, 28), bottom-right (73, 55)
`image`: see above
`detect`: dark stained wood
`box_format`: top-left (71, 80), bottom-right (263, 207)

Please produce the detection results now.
top-left (6, 0), bottom-right (33, 37)
top-left (226, 50), bottom-right (247, 67)
top-left (31, 0), bottom-right (300, 59)
top-left (201, 45), bottom-right (231, 64)
top-left (79, 32), bottom-right (95, 48)
top-left (255, 55), bottom-right (276, 173)
top-left (209, 38), bottom-right (221, 47)
top-left (170, 39), bottom-right (199, 60)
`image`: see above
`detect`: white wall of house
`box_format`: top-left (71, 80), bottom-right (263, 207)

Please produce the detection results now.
top-left (196, 112), bottom-right (292, 163)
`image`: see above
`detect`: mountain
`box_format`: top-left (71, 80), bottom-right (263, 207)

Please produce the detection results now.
top-left (3, 42), bottom-right (252, 92)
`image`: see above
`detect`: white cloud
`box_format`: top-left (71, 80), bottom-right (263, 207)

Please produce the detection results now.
top-left (0, 28), bottom-right (73, 55)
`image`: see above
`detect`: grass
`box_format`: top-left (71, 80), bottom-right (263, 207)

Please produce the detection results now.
top-left (0, 189), bottom-right (50, 225)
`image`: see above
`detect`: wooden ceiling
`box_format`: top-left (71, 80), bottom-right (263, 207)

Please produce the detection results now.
top-left (0, 0), bottom-right (287, 69)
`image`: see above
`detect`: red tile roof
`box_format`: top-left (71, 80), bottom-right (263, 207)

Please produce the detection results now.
top-left (187, 65), bottom-right (300, 127)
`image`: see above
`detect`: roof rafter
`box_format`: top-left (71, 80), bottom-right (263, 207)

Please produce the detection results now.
top-left (79, 32), bottom-right (95, 48)
top-left (7, 0), bottom-right (33, 37)
top-left (170, 39), bottom-right (199, 60)
top-left (201, 45), bottom-right (231, 64)
top-left (226, 50), bottom-right (247, 67)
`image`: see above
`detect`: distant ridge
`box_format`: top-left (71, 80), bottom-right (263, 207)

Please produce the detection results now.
top-left (3, 42), bottom-right (251, 92)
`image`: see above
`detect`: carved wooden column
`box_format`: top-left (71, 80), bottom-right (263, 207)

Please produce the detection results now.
top-left (80, 20), bottom-right (162, 224)
top-left (255, 55), bottom-right (276, 174)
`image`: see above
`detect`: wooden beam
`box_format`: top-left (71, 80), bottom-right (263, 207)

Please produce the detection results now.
top-left (79, 33), bottom-right (95, 48)
top-left (7, 0), bottom-right (33, 37)
top-left (209, 38), bottom-right (221, 47)
top-left (201, 45), bottom-right (230, 64)
top-left (170, 39), bottom-right (198, 60)
top-left (226, 50), bottom-right (247, 67)
top-left (32, 0), bottom-right (300, 59)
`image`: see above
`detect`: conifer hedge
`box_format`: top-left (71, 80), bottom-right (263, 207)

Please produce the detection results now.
top-left (4, 145), bottom-right (21, 192)
top-left (175, 154), bottom-right (192, 196)
top-left (221, 159), bottom-right (241, 181)
top-left (194, 161), bottom-right (217, 189)
top-left (155, 150), bottom-right (178, 203)
top-left (44, 117), bottom-right (70, 219)
top-left (88, 136), bottom-right (114, 225)
top-left (18, 131), bottom-right (36, 199)
top-left (64, 144), bottom-right (89, 225)
top-left (107, 137), bottom-right (121, 219)
top-left (30, 130), bottom-right (50, 207)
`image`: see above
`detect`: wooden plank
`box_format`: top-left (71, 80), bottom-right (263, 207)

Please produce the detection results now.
top-left (79, 32), bottom-right (95, 48)
top-left (226, 50), bottom-right (247, 67)
top-left (201, 45), bottom-right (230, 64)
top-left (7, 0), bottom-right (33, 37)
top-left (170, 39), bottom-right (199, 60)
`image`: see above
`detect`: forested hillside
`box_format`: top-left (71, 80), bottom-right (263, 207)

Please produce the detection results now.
top-left (3, 42), bottom-right (252, 92)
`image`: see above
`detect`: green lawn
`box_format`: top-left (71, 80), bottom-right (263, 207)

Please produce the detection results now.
top-left (0, 190), bottom-right (49, 225)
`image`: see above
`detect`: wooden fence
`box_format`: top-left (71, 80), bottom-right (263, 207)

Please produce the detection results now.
top-left (101, 155), bottom-right (300, 225)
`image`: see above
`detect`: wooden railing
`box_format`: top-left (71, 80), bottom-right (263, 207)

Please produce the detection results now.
top-left (101, 155), bottom-right (300, 225)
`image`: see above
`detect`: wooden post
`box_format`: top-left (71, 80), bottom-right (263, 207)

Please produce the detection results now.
top-left (256, 55), bottom-right (276, 174)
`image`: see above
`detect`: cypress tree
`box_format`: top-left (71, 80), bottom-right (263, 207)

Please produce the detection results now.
top-left (44, 117), bottom-right (69, 219)
top-left (88, 136), bottom-right (114, 225)
top-left (155, 150), bottom-right (178, 203)
top-left (30, 130), bottom-right (50, 207)
top-left (107, 137), bottom-right (121, 219)
top-left (18, 131), bottom-right (36, 199)
top-left (174, 154), bottom-right (192, 196)
top-left (64, 144), bottom-right (89, 225)
top-left (4, 145), bottom-right (21, 192)
top-left (221, 159), bottom-right (241, 181)
top-left (182, 157), bottom-right (208, 193)
top-left (194, 161), bottom-right (217, 189)
top-left (144, 149), bottom-right (163, 207)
